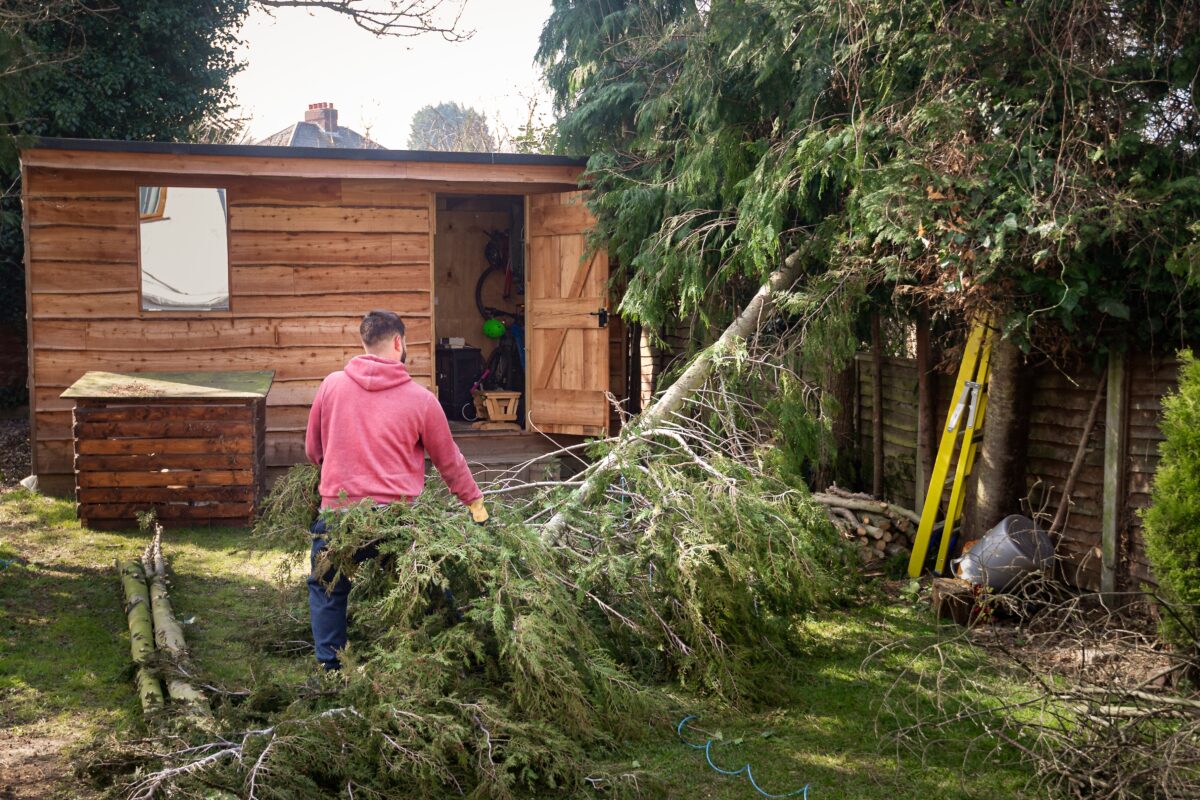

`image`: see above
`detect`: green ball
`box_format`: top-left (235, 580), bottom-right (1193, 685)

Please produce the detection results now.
top-left (483, 318), bottom-right (506, 339)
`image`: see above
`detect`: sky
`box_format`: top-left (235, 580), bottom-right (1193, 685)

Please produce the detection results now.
top-left (231, 0), bottom-right (557, 149)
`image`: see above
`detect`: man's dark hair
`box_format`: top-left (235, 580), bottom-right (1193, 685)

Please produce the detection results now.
top-left (360, 310), bottom-right (406, 346)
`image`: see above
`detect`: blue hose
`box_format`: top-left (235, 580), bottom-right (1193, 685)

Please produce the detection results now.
top-left (676, 716), bottom-right (811, 799)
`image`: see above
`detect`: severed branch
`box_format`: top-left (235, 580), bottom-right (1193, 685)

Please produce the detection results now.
top-left (541, 251), bottom-right (806, 540)
top-left (254, 0), bottom-right (470, 40)
top-left (811, 493), bottom-right (921, 525)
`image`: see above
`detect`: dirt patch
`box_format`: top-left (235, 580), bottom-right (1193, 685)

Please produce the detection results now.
top-left (0, 418), bottom-right (30, 489)
top-left (0, 728), bottom-right (73, 800)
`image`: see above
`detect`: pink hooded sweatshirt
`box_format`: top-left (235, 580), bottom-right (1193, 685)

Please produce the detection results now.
top-left (305, 355), bottom-right (482, 509)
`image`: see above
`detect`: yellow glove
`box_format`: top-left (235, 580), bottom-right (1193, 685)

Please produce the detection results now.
top-left (468, 498), bottom-right (490, 525)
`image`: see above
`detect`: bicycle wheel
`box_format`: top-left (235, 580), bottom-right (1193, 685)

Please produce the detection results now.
top-left (475, 264), bottom-right (517, 320)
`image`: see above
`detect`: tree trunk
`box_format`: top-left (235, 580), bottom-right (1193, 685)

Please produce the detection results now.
top-left (964, 336), bottom-right (1032, 540)
top-left (915, 313), bottom-right (935, 510)
top-left (870, 315), bottom-right (884, 498)
top-left (118, 560), bottom-right (164, 711)
top-left (815, 359), bottom-right (857, 490)
top-left (541, 253), bottom-right (806, 540)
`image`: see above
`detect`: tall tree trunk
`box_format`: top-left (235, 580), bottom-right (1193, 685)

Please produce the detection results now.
top-left (815, 359), bottom-right (857, 490)
top-left (915, 313), bottom-right (934, 510)
top-left (964, 336), bottom-right (1032, 539)
top-left (870, 315), bottom-right (884, 498)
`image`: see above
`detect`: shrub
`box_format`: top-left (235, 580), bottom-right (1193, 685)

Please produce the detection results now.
top-left (1142, 350), bottom-right (1200, 647)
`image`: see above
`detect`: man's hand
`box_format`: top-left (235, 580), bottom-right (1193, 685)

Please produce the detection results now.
top-left (468, 498), bottom-right (490, 525)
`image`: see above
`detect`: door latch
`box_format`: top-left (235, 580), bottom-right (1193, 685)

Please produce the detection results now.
top-left (590, 308), bottom-right (609, 328)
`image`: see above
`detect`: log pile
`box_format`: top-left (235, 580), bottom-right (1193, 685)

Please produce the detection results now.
top-left (814, 485), bottom-right (920, 565)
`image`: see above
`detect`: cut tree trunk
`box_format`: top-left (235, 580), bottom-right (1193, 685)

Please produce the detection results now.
top-left (541, 252), bottom-right (806, 540)
top-left (144, 526), bottom-right (210, 713)
top-left (964, 335), bottom-right (1032, 540)
top-left (118, 560), bottom-right (163, 712)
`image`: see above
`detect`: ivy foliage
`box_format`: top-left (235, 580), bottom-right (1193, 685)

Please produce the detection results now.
top-left (1142, 351), bottom-right (1200, 648)
top-left (0, 0), bottom-right (250, 403)
top-left (538, 0), bottom-right (1200, 357)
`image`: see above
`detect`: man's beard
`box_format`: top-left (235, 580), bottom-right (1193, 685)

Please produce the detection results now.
top-left (400, 345), bottom-right (408, 364)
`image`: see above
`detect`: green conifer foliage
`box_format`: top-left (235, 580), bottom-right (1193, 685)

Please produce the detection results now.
top-left (539, 1), bottom-right (1200, 358)
top-left (1143, 351), bottom-right (1200, 647)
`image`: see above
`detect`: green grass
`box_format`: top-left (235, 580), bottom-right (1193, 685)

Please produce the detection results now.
top-left (1, 488), bottom-right (1032, 799)
top-left (0, 489), bottom-right (308, 798)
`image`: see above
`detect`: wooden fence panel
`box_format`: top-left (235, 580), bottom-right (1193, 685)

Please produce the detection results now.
top-left (854, 352), bottom-right (1178, 591)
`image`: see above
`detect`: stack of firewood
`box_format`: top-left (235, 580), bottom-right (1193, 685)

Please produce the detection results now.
top-left (812, 485), bottom-right (921, 564)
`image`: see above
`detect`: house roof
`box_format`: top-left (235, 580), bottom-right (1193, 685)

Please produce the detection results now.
top-left (27, 136), bottom-right (590, 168)
top-left (255, 120), bottom-right (387, 150)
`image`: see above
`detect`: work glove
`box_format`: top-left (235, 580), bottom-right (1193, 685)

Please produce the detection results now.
top-left (468, 498), bottom-right (490, 526)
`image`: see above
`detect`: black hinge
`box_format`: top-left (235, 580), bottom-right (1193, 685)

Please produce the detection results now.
top-left (590, 308), bottom-right (609, 328)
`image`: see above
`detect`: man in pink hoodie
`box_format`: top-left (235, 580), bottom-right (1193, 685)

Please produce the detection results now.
top-left (304, 309), bottom-right (487, 670)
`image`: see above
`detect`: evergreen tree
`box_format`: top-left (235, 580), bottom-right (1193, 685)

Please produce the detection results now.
top-left (540, 0), bottom-right (1200, 524)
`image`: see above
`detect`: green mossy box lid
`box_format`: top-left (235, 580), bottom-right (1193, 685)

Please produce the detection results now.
top-left (61, 370), bottom-right (275, 399)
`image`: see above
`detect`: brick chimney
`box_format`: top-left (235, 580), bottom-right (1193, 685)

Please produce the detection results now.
top-left (304, 102), bottom-right (338, 132)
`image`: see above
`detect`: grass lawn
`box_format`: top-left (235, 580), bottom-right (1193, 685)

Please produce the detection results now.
top-left (0, 487), bottom-right (1030, 799)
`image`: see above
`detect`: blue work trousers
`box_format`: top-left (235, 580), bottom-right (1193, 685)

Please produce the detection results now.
top-left (307, 517), bottom-right (378, 670)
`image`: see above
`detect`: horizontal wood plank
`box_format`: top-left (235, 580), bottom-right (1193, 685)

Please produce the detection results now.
top-left (28, 225), bottom-right (136, 262)
top-left (73, 403), bottom-right (254, 423)
top-left (75, 420), bottom-right (254, 439)
top-left (76, 452), bottom-right (254, 471)
top-left (229, 231), bottom-right (428, 265)
top-left (233, 292), bottom-right (430, 316)
top-left (26, 197), bottom-right (136, 227)
top-left (230, 206), bottom-right (428, 234)
top-left (77, 468), bottom-right (254, 487)
top-left (76, 437), bottom-right (254, 456)
top-left (231, 265), bottom-right (431, 295)
top-left (31, 292), bottom-right (137, 318)
top-left (77, 486), bottom-right (255, 504)
top-left (29, 262), bottom-right (138, 294)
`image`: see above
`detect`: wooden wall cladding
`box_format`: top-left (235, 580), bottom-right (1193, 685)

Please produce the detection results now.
top-left (24, 167), bottom-right (437, 486)
top-left (72, 398), bottom-right (265, 529)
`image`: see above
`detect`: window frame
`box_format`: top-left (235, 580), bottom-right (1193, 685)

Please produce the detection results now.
top-left (135, 185), bottom-right (234, 315)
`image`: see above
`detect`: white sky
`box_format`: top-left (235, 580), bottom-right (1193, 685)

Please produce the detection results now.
top-left (232, 0), bottom-right (556, 150)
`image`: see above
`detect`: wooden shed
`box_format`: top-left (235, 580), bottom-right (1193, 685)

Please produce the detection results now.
top-left (20, 138), bottom-right (634, 497)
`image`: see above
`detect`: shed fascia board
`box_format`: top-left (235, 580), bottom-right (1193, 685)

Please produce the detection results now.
top-left (22, 138), bottom-right (589, 185)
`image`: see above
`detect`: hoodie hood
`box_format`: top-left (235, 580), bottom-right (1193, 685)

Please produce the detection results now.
top-left (344, 355), bottom-right (413, 392)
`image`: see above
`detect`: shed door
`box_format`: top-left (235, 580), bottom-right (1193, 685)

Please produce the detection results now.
top-left (526, 191), bottom-right (610, 436)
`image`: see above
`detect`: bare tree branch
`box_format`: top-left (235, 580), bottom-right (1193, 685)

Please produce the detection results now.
top-left (253, 0), bottom-right (471, 40)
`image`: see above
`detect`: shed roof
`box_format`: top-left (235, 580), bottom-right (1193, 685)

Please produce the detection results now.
top-left (27, 136), bottom-right (589, 168)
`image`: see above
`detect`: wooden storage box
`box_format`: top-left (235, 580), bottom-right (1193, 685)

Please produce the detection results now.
top-left (62, 371), bottom-right (273, 529)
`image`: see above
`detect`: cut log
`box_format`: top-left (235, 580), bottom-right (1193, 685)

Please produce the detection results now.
top-left (811, 493), bottom-right (921, 525)
top-left (542, 252), bottom-right (806, 540)
top-left (117, 559), bottom-right (163, 711)
top-left (143, 526), bottom-right (210, 713)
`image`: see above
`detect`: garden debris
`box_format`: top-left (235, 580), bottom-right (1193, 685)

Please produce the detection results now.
top-left (120, 343), bottom-right (858, 799)
top-left (815, 485), bottom-right (919, 565)
top-left (882, 577), bottom-right (1200, 800)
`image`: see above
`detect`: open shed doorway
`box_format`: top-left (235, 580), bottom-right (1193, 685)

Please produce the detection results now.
top-left (432, 194), bottom-right (527, 435)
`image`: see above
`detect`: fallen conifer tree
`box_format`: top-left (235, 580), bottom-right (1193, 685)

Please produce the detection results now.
top-left (118, 318), bottom-right (858, 798)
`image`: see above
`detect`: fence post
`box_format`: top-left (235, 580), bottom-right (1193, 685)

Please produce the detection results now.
top-left (1101, 351), bottom-right (1127, 597)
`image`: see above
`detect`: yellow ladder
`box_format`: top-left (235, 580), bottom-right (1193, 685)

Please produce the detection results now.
top-left (907, 320), bottom-right (994, 577)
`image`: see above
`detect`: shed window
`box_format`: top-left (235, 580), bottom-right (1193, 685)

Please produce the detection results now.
top-left (138, 186), bottom-right (229, 311)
